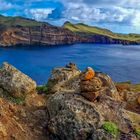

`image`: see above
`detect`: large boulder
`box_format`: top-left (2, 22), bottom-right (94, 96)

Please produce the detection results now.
top-left (46, 92), bottom-right (133, 140)
top-left (47, 63), bottom-right (81, 94)
top-left (0, 62), bottom-right (36, 97)
top-left (46, 92), bottom-right (103, 140)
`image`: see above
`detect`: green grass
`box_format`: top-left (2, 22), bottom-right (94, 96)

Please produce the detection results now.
top-left (134, 128), bottom-right (140, 139)
top-left (115, 82), bottom-right (140, 92)
top-left (63, 22), bottom-right (140, 41)
top-left (7, 96), bottom-right (25, 104)
top-left (0, 90), bottom-right (25, 104)
top-left (102, 121), bottom-right (119, 136)
top-left (36, 84), bottom-right (48, 94)
top-left (0, 14), bottom-right (47, 27)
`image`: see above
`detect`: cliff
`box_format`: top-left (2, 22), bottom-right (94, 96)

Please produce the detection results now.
top-left (0, 24), bottom-right (83, 46)
top-left (0, 15), bottom-right (140, 46)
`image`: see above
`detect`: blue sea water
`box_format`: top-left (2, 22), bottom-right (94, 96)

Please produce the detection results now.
top-left (0, 44), bottom-right (140, 84)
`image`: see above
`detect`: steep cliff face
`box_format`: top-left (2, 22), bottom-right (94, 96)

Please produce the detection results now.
top-left (0, 25), bottom-right (84, 46)
top-left (0, 24), bottom-right (139, 47)
top-left (76, 32), bottom-right (140, 45)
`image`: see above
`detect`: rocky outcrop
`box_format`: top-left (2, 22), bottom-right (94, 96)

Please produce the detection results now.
top-left (0, 62), bottom-right (48, 140)
top-left (0, 25), bottom-right (85, 46)
top-left (47, 63), bottom-right (81, 94)
top-left (46, 64), bottom-right (140, 140)
top-left (0, 62), bottom-right (139, 140)
top-left (0, 62), bottom-right (36, 97)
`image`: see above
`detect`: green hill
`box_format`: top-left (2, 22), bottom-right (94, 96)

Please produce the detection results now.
top-left (0, 15), bottom-right (48, 27)
top-left (63, 21), bottom-right (140, 41)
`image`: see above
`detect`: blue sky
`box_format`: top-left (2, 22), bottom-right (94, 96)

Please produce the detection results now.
top-left (0, 0), bottom-right (140, 33)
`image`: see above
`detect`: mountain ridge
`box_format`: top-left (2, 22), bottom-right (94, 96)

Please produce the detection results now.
top-left (63, 21), bottom-right (140, 42)
top-left (0, 15), bottom-right (140, 46)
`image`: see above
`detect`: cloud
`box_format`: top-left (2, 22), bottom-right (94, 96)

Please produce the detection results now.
top-left (59, 0), bottom-right (140, 27)
top-left (1, 0), bottom-right (140, 32)
top-left (0, 0), bottom-right (13, 10)
top-left (25, 8), bottom-right (54, 21)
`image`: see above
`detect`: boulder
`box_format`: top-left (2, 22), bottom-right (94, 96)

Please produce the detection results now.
top-left (0, 62), bottom-right (36, 97)
top-left (46, 92), bottom-right (132, 140)
top-left (80, 67), bottom-right (95, 80)
top-left (80, 77), bottom-right (103, 92)
top-left (47, 63), bottom-right (81, 94)
top-left (80, 70), bottom-right (120, 102)
top-left (46, 92), bottom-right (102, 140)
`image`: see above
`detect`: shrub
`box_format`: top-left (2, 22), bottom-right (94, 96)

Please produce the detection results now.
top-left (36, 84), bottom-right (48, 94)
top-left (134, 128), bottom-right (140, 139)
top-left (0, 90), bottom-right (25, 104)
top-left (102, 121), bottom-right (119, 136)
top-left (8, 96), bottom-right (25, 104)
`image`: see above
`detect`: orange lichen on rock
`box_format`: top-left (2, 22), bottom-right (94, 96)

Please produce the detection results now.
top-left (84, 67), bottom-right (95, 80)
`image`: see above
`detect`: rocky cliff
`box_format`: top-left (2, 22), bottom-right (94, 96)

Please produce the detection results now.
top-left (0, 25), bottom-right (84, 46)
top-left (0, 15), bottom-right (140, 46)
top-left (0, 62), bottom-right (140, 140)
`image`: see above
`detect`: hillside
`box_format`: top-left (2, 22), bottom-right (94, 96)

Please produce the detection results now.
top-left (0, 15), bottom-right (140, 46)
top-left (0, 14), bottom-right (48, 27)
top-left (63, 21), bottom-right (140, 42)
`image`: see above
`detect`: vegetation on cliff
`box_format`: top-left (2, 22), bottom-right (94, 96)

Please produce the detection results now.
top-left (0, 14), bottom-right (48, 27)
top-left (0, 15), bottom-right (140, 46)
top-left (63, 21), bottom-right (140, 42)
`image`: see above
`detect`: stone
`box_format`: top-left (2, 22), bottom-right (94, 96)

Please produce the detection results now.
top-left (47, 64), bottom-right (81, 93)
top-left (65, 62), bottom-right (77, 70)
top-left (0, 62), bottom-right (36, 97)
top-left (80, 77), bottom-right (103, 92)
top-left (80, 91), bottom-right (100, 102)
top-left (46, 92), bottom-right (102, 140)
top-left (80, 67), bottom-right (95, 80)
top-left (137, 95), bottom-right (140, 105)
top-left (46, 65), bottom-right (133, 140)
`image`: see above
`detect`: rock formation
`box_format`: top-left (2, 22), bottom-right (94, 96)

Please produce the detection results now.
top-left (47, 63), bottom-right (81, 94)
top-left (0, 62), bottom-right (36, 97)
top-left (0, 62), bottom-right (139, 140)
top-left (46, 64), bottom-right (140, 140)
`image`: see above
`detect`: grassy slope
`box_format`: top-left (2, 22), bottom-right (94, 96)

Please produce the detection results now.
top-left (115, 81), bottom-right (140, 92)
top-left (0, 15), bottom-right (47, 27)
top-left (63, 22), bottom-right (140, 41)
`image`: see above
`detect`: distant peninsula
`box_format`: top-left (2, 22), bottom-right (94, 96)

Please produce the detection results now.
top-left (0, 15), bottom-right (140, 47)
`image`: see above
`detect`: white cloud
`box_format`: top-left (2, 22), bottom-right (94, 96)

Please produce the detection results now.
top-left (0, 0), bottom-right (13, 10)
top-left (59, 0), bottom-right (140, 27)
top-left (25, 8), bottom-right (54, 21)
top-left (132, 11), bottom-right (140, 26)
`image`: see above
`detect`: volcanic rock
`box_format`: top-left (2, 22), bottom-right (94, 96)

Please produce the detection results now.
top-left (0, 62), bottom-right (36, 97)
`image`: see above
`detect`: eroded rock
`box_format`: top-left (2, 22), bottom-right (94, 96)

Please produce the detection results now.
top-left (46, 65), bottom-right (136, 140)
top-left (47, 63), bottom-right (81, 94)
top-left (0, 62), bottom-right (36, 97)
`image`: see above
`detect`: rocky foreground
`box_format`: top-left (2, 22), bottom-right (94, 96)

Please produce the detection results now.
top-left (0, 62), bottom-right (140, 140)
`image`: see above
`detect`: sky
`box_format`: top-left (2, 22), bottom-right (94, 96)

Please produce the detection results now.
top-left (0, 0), bottom-right (140, 33)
